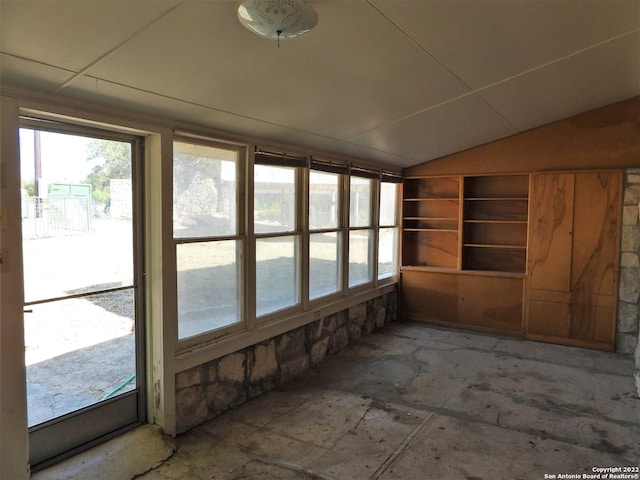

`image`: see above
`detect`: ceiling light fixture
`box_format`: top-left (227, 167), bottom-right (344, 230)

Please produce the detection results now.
top-left (237, 0), bottom-right (318, 45)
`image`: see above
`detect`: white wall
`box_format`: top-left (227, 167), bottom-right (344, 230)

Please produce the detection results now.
top-left (0, 95), bottom-right (30, 479)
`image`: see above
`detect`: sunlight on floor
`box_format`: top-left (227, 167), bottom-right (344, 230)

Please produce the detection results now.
top-left (24, 298), bottom-right (133, 366)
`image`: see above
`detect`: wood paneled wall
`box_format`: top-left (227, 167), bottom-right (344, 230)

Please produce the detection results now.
top-left (405, 97), bottom-right (640, 176)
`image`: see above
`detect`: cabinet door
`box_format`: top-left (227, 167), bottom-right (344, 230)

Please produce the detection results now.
top-left (528, 300), bottom-right (571, 337)
top-left (529, 173), bottom-right (574, 292)
top-left (458, 275), bottom-right (523, 333)
top-left (571, 171), bottom-right (621, 300)
top-left (528, 300), bottom-right (615, 348)
top-left (401, 270), bottom-right (459, 324)
top-left (527, 171), bottom-right (621, 351)
top-left (401, 270), bottom-right (523, 333)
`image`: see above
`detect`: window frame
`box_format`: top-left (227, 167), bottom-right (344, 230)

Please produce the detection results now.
top-left (307, 163), bottom-right (346, 304)
top-left (347, 170), bottom-right (378, 290)
top-left (252, 150), bottom-right (306, 324)
top-left (172, 136), bottom-right (247, 344)
top-left (377, 178), bottom-right (401, 282)
top-left (173, 140), bottom-right (401, 349)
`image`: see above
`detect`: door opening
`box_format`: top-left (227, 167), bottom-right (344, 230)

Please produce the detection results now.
top-left (19, 122), bottom-right (145, 470)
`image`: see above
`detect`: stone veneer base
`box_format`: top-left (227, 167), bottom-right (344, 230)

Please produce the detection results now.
top-left (175, 291), bottom-right (397, 433)
top-left (619, 169), bottom-right (640, 397)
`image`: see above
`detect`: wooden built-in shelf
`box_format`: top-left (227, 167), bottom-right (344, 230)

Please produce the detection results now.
top-left (461, 175), bottom-right (529, 273)
top-left (463, 243), bottom-right (527, 249)
top-left (402, 176), bottom-right (461, 269)
top-left (403, 199), bottom-right (459, 220)
top-left (404, 176), bottom-right (460, 199)
top-left (404, 216), bottom-right (458, 231)
top-left (404, 197), bottom-right (458, 200)
top-left (402, 230), bottom-right (458, 269)
top-left (405, 229), bottom-right (458, 233)
top-left (463, 174), bottom-right (529, 197)
top-left (401, 165), bottom-right (621, 351)
top-left (401, 174), bottom-right (530, 273)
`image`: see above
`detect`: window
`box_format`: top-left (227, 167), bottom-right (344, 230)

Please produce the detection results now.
top-left (173, 140), bottom-right (242, 339)
top-left (309, 170), bottom-right (342, 300)
top-left (254, 164), bottom-right (295, 234)
top-left (378, 181), bottom-right (399, 279)
top-left (350, 176), bottom-right (372, 227)
top-left (173, 141), bottom-right (400, 343)
top-left (254, 158), bottom-right (302, 316)
top-left (349, 176), bottom-right (374, 287)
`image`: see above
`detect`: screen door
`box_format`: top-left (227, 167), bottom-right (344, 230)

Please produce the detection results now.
top-left (19, 123), bottom-right (145, 470)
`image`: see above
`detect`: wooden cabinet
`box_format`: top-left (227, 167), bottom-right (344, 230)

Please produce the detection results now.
top-left (527, 171), bottom-right (621, 351)
top-left (401, 174), bottom-right (528, 335)
top-left (400, 170), bottom-right (622, 350)
top-left (402, 270), bottom-right (459, 324)
top-left (402, 269), bottom-right (523, 334)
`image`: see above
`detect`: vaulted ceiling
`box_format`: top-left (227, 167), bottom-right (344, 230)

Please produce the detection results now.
top-left (1, 1), bottom-right (639, 169)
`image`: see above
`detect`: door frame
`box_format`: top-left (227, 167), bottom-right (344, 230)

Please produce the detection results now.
top-left (19, 118), bottom-right (147, 471)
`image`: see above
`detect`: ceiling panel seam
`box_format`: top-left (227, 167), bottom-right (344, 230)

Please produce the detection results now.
top-left (345, 91), bottom-right (498, 140)
top-left (365, 1), bottom-right (518, 135)
top-left (345, 26), bottom-right (640, 140)
top-left (367, 0), bottom-right (473, 91)
top-left (50, 1), bottom-right (185, 96)
top-left (474, 28), bottom-right (640, 97)
top-left (0, 52), bottom-right (76, 76)
top-left (75, 75), bottom-right (416, 164)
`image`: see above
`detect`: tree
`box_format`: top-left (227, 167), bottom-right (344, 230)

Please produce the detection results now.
top-left (84, 139), bottom-right (227, 215)
top-left (83, 139), bottom-right (131, 205)
top-left (21, 180), bottom-right (35, 196)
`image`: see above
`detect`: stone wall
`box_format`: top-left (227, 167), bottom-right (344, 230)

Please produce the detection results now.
top-left (619, 169), bottom-right (640, 396)
top-left (109, 179), bottom-right (132, 219)
top-left (174, 291), bottom-right (397, 433)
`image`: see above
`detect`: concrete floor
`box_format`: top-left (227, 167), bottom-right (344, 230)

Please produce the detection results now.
top-left (27, 334), bottom-right (135, 426)
top-left (36, 323), bottom-right (640, 480)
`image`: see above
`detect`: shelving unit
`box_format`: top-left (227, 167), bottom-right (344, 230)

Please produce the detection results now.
top-left (400, 169), bottom-right (622, 350)
top-left (402, 176), bottom-right (460, 268)
top-left (400, 174), bottom-right (530, 336)
top-left (462, 175), bottom-right (529, 273)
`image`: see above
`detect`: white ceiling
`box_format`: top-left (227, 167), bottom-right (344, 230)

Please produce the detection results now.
top-left (1, 1), bottom-right (639, 169)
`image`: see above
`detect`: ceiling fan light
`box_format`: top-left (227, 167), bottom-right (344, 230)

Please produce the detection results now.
top-left (237, 0), bottom-right (318, 40)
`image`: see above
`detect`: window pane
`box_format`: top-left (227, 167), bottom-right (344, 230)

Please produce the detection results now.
top-left (349, 229), bottom-right (373, 287)
top-left (350, 177), bottom-right (372, 227)
top-left (256, 236), bottom-right (299, 316)
top-left (177, 240), bottom-right (241, 339)
top-left (25, 290), bottom-right (136, 426)
top-left (254, 165), bottom-right (296, 234)
top-left (379, 182), bottom-right (398, 226)
top-left (378, 227), bottom-right (398, 279)
top-left (310, 171), bottom-right (339, 230)
top-left (173, 141), bottom-right (237, 238)
top-left (20, 131), bottom-right (133, 302)
top-left (310, 232), bottom-right (341, 300)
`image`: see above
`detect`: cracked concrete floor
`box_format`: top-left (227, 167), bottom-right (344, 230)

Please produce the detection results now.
top-left (38, 323), bottom-right (640, 480)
